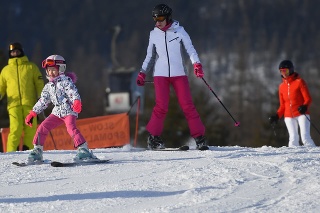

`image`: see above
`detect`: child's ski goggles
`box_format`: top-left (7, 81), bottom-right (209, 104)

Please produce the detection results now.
top-left (42, 59), bottom-right (65, 68)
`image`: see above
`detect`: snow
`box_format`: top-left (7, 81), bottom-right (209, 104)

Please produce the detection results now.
top-left (1, 144), bottom-right (320, 213)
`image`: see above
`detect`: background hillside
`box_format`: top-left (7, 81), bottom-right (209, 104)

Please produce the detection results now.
top-left (1, 0), bottom-right (320, 149)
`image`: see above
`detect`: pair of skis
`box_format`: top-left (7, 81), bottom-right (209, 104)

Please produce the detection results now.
top-left (12, 145), bottom-right (210, 167)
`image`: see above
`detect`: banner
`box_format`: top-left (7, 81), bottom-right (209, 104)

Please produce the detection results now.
top-left (1, 113), bottom-right (130, 152)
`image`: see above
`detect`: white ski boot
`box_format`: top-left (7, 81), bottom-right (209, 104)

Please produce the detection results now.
top-left (74, 142), bottom-right (97, 161)
top-left (28, 145), bottom-right (43, 163)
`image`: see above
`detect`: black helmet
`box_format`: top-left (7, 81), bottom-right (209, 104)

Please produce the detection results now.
top-left (279, 60), bottom-right (294, 75)
top-left (152, 4), bottom-right (172, 22)
top-left (8, 42), bottom-right (25, 58)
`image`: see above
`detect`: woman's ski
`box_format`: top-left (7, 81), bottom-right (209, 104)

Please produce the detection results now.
top-left (151, 145), bottom-right (209, 151)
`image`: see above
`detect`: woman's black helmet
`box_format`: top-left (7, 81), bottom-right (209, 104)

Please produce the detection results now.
top-left (279, 60), bottom-right (294, 75)
top-left (152, 4), bottom-right (172, 22)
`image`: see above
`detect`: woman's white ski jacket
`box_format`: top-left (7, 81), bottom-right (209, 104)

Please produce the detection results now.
top-left (141, 20), bottom-right (200, 77)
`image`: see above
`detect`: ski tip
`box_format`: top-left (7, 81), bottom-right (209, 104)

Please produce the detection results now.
top-left (12, 162), bottom-right (27, 167)
top-left (12, 160), bottom-right (47, 167)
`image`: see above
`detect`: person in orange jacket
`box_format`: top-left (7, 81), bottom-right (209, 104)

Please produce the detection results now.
top-left (0, 42), bottom-right (44, 152)
top-left (269, 60), bottom-right (315, 147)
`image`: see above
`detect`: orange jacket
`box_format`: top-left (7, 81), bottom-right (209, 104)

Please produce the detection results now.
top-left (277, 73), bottom-right (312, 118)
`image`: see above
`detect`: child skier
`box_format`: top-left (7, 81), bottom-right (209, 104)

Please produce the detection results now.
top-left (25, 54), bottom-right (96, 163)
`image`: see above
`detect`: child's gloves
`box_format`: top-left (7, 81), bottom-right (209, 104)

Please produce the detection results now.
top-left (72, 100), bottom-right (82, 113)
top-left (25, 111), bottom-right (37, 127)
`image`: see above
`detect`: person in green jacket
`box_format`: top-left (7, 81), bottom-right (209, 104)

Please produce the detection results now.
top-left (0, 42), bottom-right (44, 152)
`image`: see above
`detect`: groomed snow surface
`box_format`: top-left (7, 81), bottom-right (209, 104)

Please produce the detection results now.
top-left (1, 145), bottom-right (320, 213)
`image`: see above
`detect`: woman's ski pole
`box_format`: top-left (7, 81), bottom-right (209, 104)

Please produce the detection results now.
top-left (201, 77), bottom-right (240, 127)
top-left (304, 114), bottom-right (320, 136)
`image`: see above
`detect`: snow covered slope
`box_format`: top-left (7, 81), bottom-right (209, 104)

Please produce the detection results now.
top-left (1, 145), bottom-right (320, 213)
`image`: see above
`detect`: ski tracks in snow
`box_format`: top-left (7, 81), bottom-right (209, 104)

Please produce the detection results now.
top-left (1, 146), bottom-right (320, 212)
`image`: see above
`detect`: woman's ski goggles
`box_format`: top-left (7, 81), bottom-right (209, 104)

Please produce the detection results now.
top-left (42, 59), bottom-right (65, 68)
top-left (153, 15), bottom-right (166, 22)
top-left (279, 68), bottom-right (289, 75)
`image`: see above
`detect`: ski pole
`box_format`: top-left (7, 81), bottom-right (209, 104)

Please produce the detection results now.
top-left (42, 112), bottom-right (57, 150)
top-left (304, 114), bottom-right (320, 136)
top-left (271, 123), bottom-right (277, 136)
top-left (201, 77), bottom-right (240, 127)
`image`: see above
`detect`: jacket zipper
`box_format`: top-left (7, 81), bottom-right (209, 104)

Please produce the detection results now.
top-left (164, 31), bottom-right (171, 77)
top-left (287, 81), bottom-right (294, 117)
top-left (16, 60), bottom-right (22, 105)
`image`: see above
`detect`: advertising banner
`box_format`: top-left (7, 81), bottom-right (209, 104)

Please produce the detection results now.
top-left (1, 113), bottom-right (130, 152)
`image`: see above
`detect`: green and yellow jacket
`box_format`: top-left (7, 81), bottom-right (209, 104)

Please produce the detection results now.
top-left (0, 56), bottom-right (44, 109)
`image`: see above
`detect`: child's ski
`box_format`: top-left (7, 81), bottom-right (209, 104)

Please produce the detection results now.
top-left (12, 159), bottom-right (50, 167)
top-left (50, 159), bottom-right (111, 167)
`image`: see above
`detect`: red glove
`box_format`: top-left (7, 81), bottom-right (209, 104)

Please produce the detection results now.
top-left (193, 63), bottom-right (204, 78)
top-left (136, 72), bottom-right (146, 86)
top-left (25, 111), bottom-right (37, 127)
top-left (72, 100), bottom-right (82, 113)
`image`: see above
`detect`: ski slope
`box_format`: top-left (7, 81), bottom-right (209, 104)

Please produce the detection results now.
top-left (1, 145), bottom-right (320, 213)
